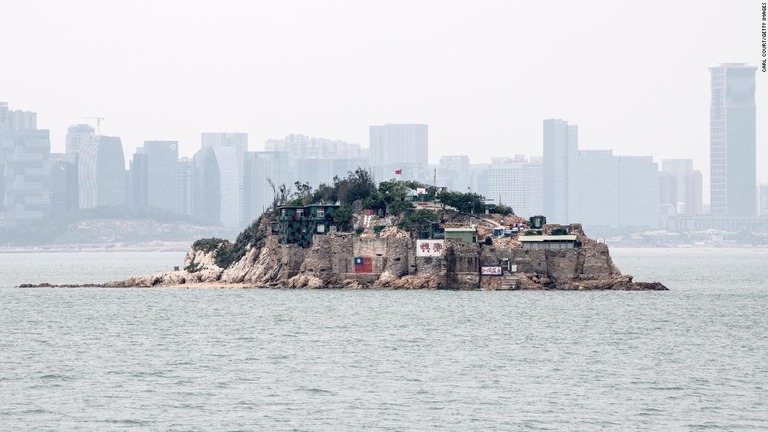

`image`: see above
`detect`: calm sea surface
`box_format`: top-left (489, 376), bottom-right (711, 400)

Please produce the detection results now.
top-left (0, 249), bottom-right (766, 431)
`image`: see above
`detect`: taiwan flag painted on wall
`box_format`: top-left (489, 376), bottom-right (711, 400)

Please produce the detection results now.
top-left (354, 256), bottom-right (372, 273)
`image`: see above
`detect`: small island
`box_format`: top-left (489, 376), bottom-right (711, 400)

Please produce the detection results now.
top-left (25, 170), bottom-right (667, 291)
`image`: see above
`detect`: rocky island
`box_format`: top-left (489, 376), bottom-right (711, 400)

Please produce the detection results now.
top-left (23, 170), bottom-right (667, 291)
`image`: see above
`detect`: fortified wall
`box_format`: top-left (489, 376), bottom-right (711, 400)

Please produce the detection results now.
top-left (104, 221), bottom-right (665, 291)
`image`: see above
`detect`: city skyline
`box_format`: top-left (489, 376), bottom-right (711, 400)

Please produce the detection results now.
top-left (3, 97), bottom-right (766, 235)
top-left (1, 1), bottom-right (764, 185)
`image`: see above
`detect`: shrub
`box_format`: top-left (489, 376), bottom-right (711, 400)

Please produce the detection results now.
top-left (333, 205), bottom-right (354, 231)
top-left (192, 237), bottom-right (227, 253)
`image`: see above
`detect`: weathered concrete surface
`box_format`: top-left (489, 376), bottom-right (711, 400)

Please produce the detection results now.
top-left (34, 219), bottom-right (666, 291)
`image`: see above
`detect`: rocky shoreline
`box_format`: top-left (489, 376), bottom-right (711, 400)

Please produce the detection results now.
top-left (19, 215), bottom-right (668, 291)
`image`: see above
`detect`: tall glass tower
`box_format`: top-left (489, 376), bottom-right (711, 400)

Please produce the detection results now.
top-left (709, 63), bottom-right (757, 216)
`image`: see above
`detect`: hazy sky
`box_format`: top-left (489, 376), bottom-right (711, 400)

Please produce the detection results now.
top-left (1, 0), bottom-right (765, 187)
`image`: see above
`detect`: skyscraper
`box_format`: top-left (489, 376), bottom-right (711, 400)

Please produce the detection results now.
top-left (660, 159), bottom-right (703, 215)
top-left (543, 119), bottom-right (578, 224)
top-left (178, 157), bottom-right (194, 217)
top-left (143, 141), bottom-right (180, 213)
top-left (759, 183), bottom-right (768, 217)
top-left (488, 155), bottom-right (543, 218)
top-left (201, 132), bottom-right (248, 155)
top-left (617, 156), bottom-right (659, 228)
top-left (0, 102), bottom-right (50, 228)
top-left (192, 146), bottom-right (240, 228)
top-left (49, 153), bottom-right (79, 216)
top-left (65, 124), bottom-right (96, 156)
top-left (709, 63), bottom-right (757, 216)
top-left (128, 150), bottom-right (149, 209)
top-left (369, 124), bottom-right (428, 183)
top-left (243, 151), bottom-right (291, 223)
top-left (78, 136), bottom-right (126, 209)
top-left (201, 132), bottom-right (248, 225)
top-left (575, 150), bottom-right (618, 228)
top-left (684, 171), bottom-right (703, 215)
top-left (438, 155), bottom-right (471, 193)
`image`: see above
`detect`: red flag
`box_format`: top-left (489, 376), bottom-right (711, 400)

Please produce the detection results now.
top-left (354, 257), bottom-right (372, 273)
top-left (395, 169), bottom-right (402, 175)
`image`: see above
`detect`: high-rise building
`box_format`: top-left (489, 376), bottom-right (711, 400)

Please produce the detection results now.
top-left (128, 150), bottom-right (149, 209)
top-left (658, 171), bottom-right (677, 216)
top-left (65, 124), bottom-right (96, 156)
top-left (192, 146), bottom-right (240, 227)
top-left (192, 147), bottom-right (220, 225)
top-left (202, 132), bottom-right (248, 155)
top-left (709, 63), bottom-right (757, 216)
top-left (684, 171), bottom-right (704, 215)
top-left (369, 124), bottom-right (428, 183)
top-left (543, 119), bottom-right (578, 224)
top-left (0, 102), bottom-right (37, 131)
top-left (0, 103), bottom-right (50, 228)
top-left (575, 150), bottom-right (618, 229)
top-left (0, 130), bottom-right (51, 228)
top-left (201, 132), bottom-right (248, 225)
top-left (487, 155), bottom-right (543, 218)
top-left (438, 155), bottom-right (471, 192)
top-left (143, 141), bottom-right (179, 213)
top-left (78, 135), bottom-right (126, 209)
top-left (266, 134), bottom-right (366, 191)
top-left (617, 156), bottom-right (659, 228)
top-left (759, 183), bottom-right (768, 217)
top-left (265, 134), bottom-right (363, 160)
top-left (178, 157), bottom-right (194, 217)
top-left (660, 159), bottom-right (692, 212)
top-left (660, 159), bottom-right (703, 215)
top-left (243, 151), bottom-right (292, 223)
top-left (469, 164), bottom-right (491, 198)
top-left (49, 153), bottom-right (79, 216)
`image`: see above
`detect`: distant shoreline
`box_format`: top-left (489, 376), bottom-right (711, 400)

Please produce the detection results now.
top-left (3, 244), bottom-right (767, 253)
top-left (0, 242), bottom-right (191, 253)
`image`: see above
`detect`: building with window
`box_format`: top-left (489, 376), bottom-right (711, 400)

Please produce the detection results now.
top-left (64, 124), bottom-right (95, 156)
top-left (192, 146), bottom-right (241, 227)
top-left (243, 151), bottom-right (291, 224)
top-left (369, 124), bottom-right (428, 183)
top-left (710, 63), bottom-right (757, 216)
top-left (78, 135), bottom-right (126, 209)
top-left (487, 155), bottom-right (543, 218)
top-left (543, 119), bottom-right (578, 224)
top-left (277, 204), bottom-right (340, 248)
top-left (144, 140), bottom-right (179, 213)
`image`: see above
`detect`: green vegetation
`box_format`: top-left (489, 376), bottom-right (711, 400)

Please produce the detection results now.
top-left (184, 261), bottom-right (202, 273)
top-left (397, 209), bottom-right (440, 235)
top-left (332, 205), bottom-right (354, 232)
top-left (191, 237), bottom-right (228, 253)
top-left (435, 191), bottom-right (485, 214)
top-left (188, 216), bottom-right (272, 270)
top-left (486, 203), bottom-right (515, 215)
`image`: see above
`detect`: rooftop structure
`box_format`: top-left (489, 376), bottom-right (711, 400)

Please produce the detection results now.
top-left (277, 204), bottom-right (341, 248)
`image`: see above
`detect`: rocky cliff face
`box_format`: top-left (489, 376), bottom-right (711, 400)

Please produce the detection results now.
top-left (101, 218), bottom-right (666, 291)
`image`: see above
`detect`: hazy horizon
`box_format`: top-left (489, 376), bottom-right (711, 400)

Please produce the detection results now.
top-left (1, 1), bottom-right (765, 188)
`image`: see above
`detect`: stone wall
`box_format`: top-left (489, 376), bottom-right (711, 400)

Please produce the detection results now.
top-left (107, 219), bottom-right (665, 291)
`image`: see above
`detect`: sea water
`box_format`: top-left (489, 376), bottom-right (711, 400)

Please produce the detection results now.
top-left (0, 249), bottom-right (766, 430)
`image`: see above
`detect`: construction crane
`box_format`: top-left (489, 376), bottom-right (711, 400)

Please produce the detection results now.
top-left (77, 117), bottom-right (105, 136)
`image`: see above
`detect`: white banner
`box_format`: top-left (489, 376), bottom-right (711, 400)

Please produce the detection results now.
top-left (481, 266), bottom-right (502, 276)
top-left (416, 240), bottom-right (445, 257)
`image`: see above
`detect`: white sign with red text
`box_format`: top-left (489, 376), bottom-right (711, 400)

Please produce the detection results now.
top-left (416, 240), bottom-right (445, 257)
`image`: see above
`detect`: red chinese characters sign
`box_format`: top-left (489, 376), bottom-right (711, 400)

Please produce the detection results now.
top-left (416, 240), bottom-right (444, 257)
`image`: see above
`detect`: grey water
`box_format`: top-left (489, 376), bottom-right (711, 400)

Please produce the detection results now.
top-left (0, 249), bottom-right (766, 431)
